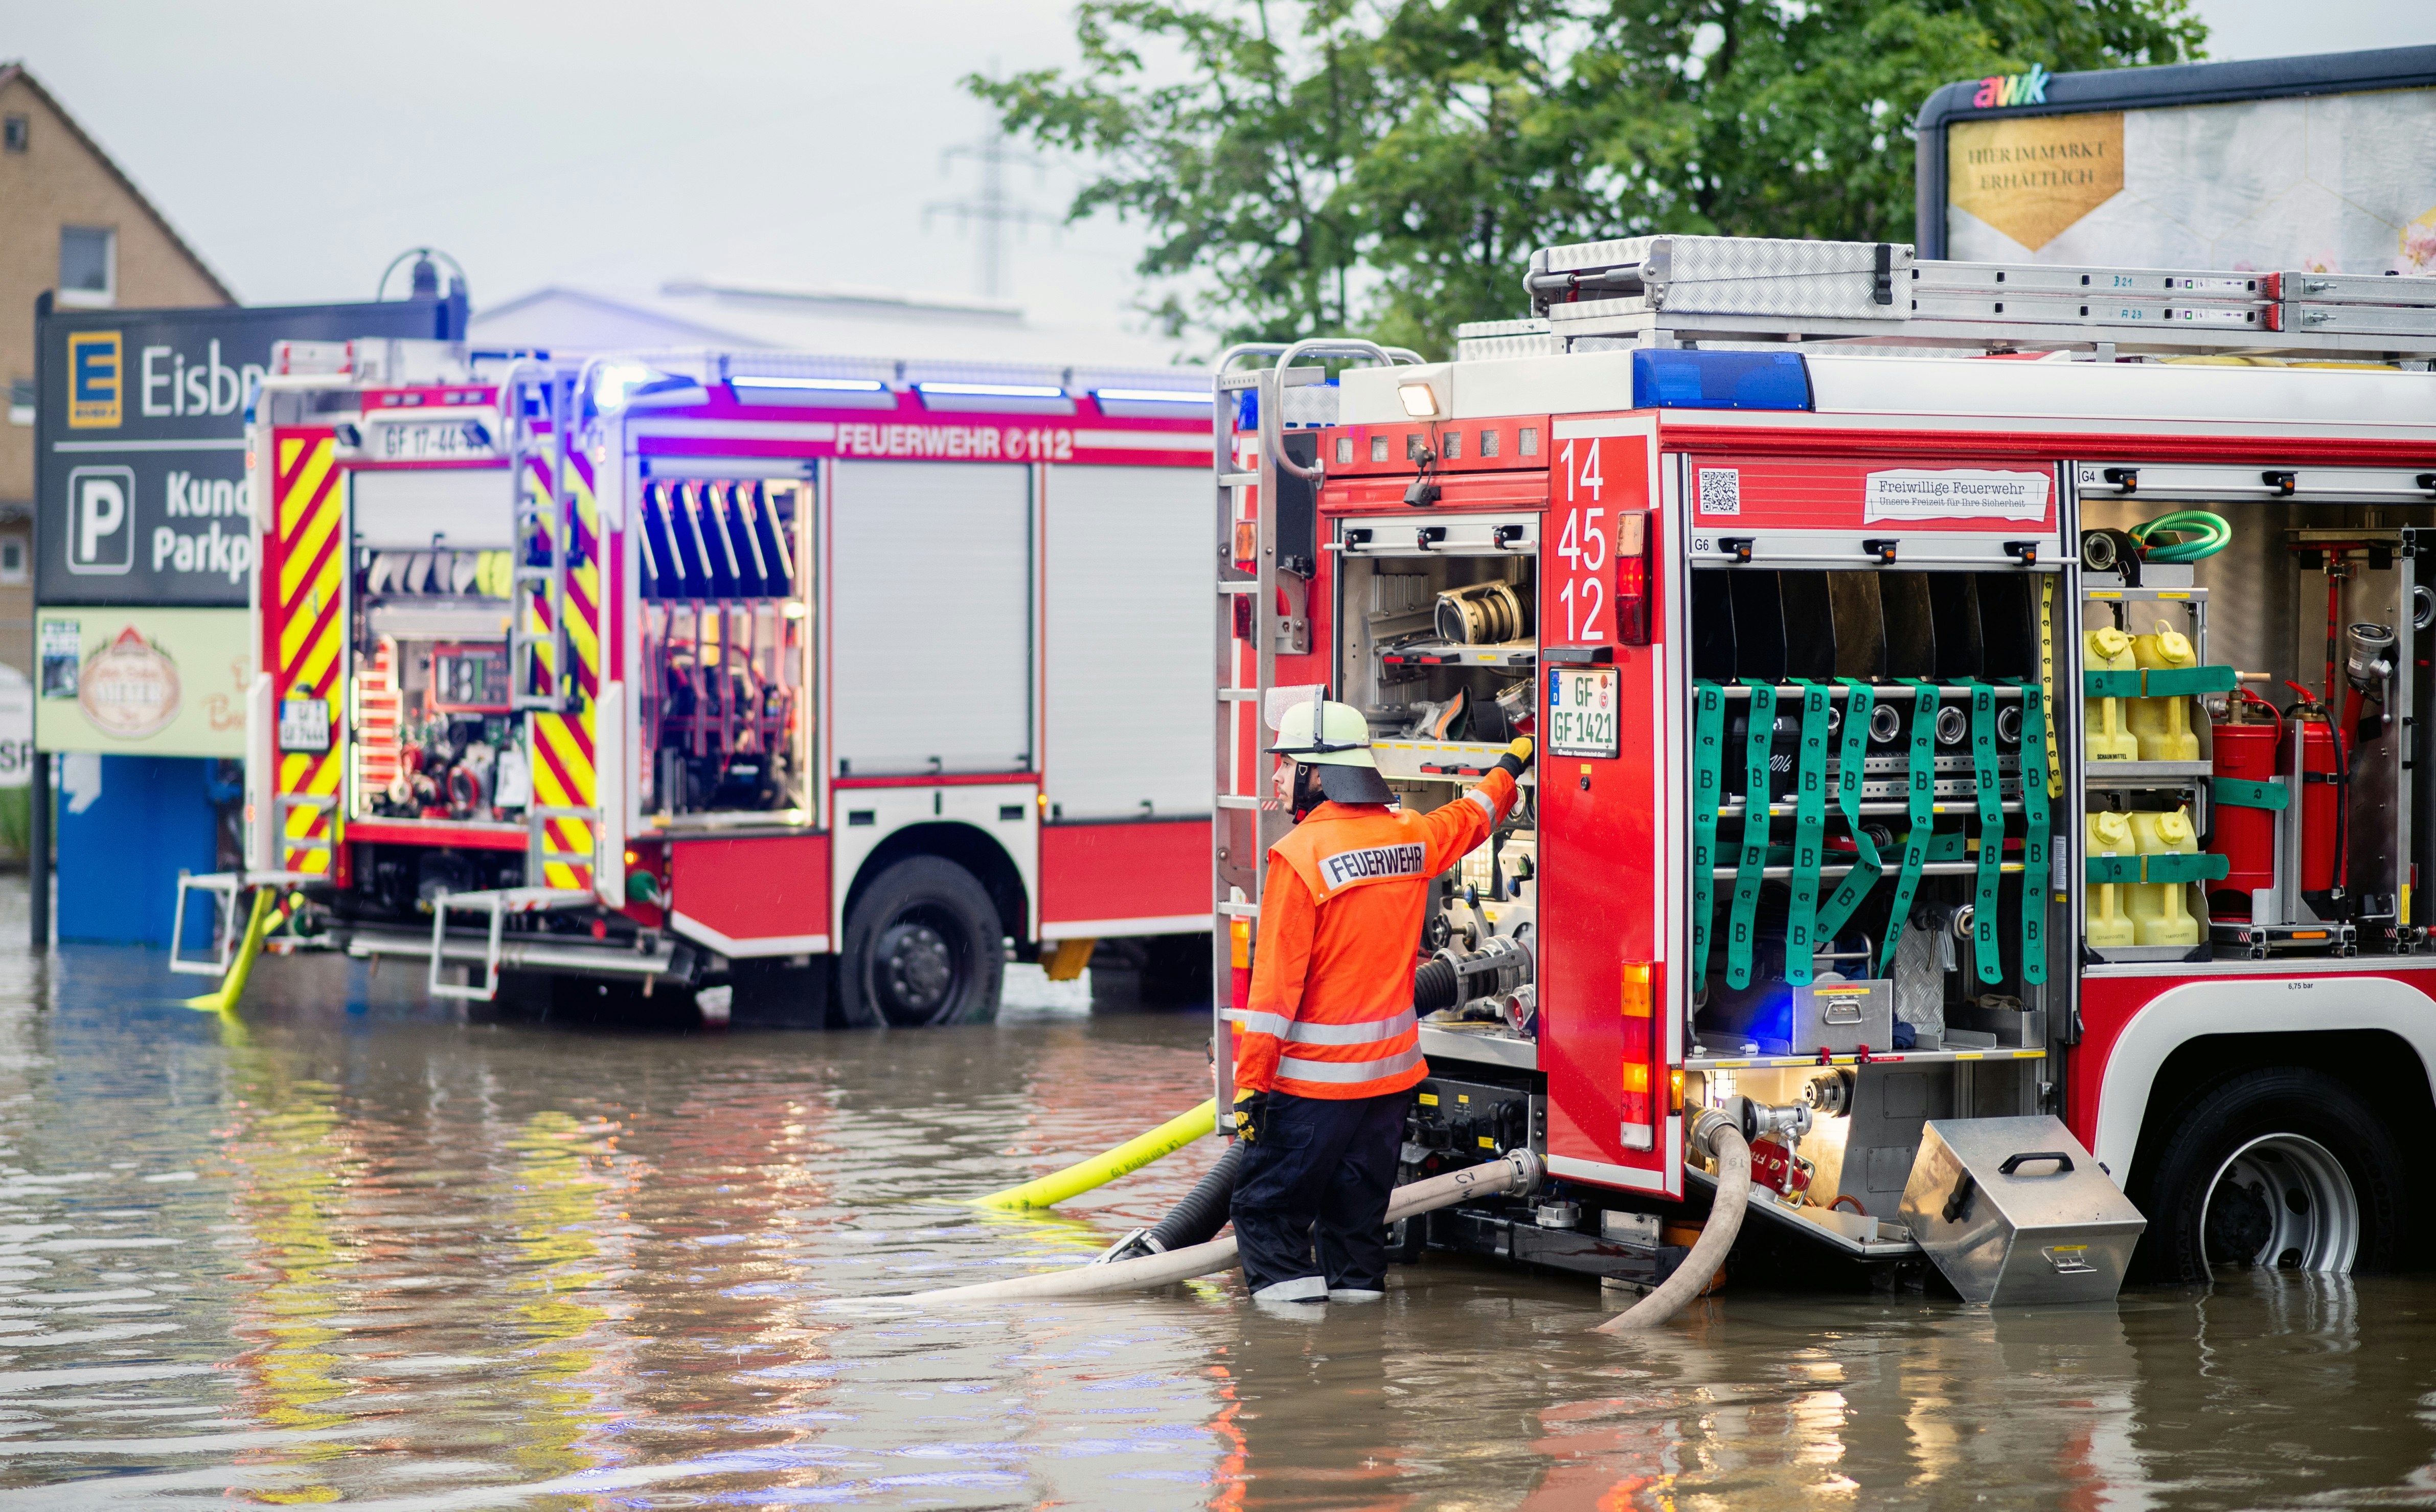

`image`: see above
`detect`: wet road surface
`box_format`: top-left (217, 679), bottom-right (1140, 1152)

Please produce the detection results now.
top-left (8, 907), bottom-right (2436, 1506)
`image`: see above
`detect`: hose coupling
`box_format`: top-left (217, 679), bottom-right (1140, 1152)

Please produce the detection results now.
top-left (1502, 1147), bottom-right (1546, 1198)
top-left (1089, 1227), bottom-right (1165, 1266)
top-left (1688, 1106), bottom-right (1742, 1162)
top-left (1726, 1095), bottom-right (1813, 1145)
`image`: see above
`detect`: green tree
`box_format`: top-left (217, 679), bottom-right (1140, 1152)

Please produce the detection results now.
top-left (972, 0), bottom-right (2205, 357)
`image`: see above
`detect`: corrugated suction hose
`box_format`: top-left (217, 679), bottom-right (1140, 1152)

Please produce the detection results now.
top-left (905, 1149), bottom-right (1544, 1304)
top-left (1597, 1108), bottom-right (1749, 1332)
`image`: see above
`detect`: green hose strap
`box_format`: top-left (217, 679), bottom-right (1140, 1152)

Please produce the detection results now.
top-left (2015, 677), bottom-right (2050, 987)
top-left (1726, 679), bottom-right (1777, 990)
top-left (1879, 681), bottom-right (1939, 974)
top-left (1969, 682), bottom-right (2004, 984)
top-left (2214, 776), bottom-right (2289, 811)
top-left (1690, 681), bottom-right (1725, 986)
top-left (1814, 680), bottom-right (1884, 946)
top-left (1783, 681), bottom-right (1830, 987)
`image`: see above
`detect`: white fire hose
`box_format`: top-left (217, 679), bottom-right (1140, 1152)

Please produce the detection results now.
top-left (905, 1149), bottom-right (1544, 1305)
top-left (1598, 1107), bottom-right (1750, 1332)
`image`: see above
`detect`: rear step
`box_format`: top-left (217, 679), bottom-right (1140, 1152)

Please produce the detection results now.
top-left (426, 887), bottom-right (598, 1001)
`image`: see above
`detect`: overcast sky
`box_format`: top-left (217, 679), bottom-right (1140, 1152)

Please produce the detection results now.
top-left (9, 0), bottom-right (2433, 354)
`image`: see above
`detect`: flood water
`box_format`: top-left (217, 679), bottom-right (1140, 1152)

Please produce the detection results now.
top-left (8, 894), bottom-right (2436, 1507)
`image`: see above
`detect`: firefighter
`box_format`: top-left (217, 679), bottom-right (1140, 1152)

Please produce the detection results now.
top-left (1228, 693), bottom-right (1533, 1304)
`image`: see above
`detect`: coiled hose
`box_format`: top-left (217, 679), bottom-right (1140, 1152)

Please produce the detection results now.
top-left (2130, 510), bottom-right (2230, 562)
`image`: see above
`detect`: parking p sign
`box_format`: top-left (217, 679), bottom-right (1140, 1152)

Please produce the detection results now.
top-left (1547, 667), bottom-right (1618, 759)
top-left (65, 467), bottom-right (134, 575)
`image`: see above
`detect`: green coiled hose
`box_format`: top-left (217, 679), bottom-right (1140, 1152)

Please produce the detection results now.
top-left (2131, 509), bottom-right (2231, 562)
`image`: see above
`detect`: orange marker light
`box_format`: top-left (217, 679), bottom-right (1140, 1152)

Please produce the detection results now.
top-left (1620, 960), bottom-right (1656, 1138)
top-left (1620, 959), bottom-right (1653, 1018)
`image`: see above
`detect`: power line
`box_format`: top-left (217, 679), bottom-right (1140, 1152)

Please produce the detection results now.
top-left (925, 114), bottom-right (1059, 302)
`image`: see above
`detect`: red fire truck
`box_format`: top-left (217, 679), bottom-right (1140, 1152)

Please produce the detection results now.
top-left (174, 340), bottom-right (1216, 1026)
top-left (1214, 236), bottom-right (2436, 1293)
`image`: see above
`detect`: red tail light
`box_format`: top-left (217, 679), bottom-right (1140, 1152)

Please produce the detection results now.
top-left (1614, 510), bottom-right (1653, 646)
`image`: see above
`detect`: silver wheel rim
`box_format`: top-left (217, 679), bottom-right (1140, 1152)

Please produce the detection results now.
top-left (2202, 1132), bottom-right (2359, 1272)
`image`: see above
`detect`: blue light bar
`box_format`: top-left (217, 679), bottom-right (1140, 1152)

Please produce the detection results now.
top-left (1095, 387), bottom-right (1212, 405)
top-left (732, 375), bottom-right (887, 393)
top-left (1631, 349), bottom-right (1813, 411)
top-left (916, 381), bottom-right (1066, 400)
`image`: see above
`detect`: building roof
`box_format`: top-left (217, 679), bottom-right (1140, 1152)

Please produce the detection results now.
top-left (470, 280), bottom-right (1197, 371)
top-left (0, 62), bottom-right (236, 304)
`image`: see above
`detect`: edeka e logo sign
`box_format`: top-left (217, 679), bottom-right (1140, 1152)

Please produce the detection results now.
top-left (66, 331), bottom-right (121, 428)
top-left (1973, 64), bottom-right (2051, 109)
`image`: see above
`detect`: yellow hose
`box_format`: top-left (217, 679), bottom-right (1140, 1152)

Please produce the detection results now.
top-left (184, 887), bottom-right (274, 1013)
top-left (974, 1097), bottom-right (1231, 1210)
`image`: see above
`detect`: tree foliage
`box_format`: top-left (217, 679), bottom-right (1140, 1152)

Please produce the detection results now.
top-left (970, 0), bottom-right (2205, 355)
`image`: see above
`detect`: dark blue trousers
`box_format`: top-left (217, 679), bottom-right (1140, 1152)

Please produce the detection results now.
top-left (1232, 1090), bottom-right (1411, 1295)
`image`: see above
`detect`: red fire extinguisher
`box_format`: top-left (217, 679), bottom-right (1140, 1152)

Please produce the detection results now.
top-left (2209, 690), bottom-right (2282, 911)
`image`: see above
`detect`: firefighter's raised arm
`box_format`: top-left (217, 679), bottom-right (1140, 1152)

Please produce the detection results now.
top-left (1423, 737), bottom-right (1534, 874)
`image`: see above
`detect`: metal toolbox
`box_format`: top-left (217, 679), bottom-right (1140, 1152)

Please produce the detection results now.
top-left (1900, 1116), bottom-right (2146, 1306)
top-left (1792, 978), bottom-right (1895, 1055)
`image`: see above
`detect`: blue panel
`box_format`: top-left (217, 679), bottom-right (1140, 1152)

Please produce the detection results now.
top-left (57, 755), bottom-right (220, 947)
top-left (1631, 349), bottom-right (1813, 411)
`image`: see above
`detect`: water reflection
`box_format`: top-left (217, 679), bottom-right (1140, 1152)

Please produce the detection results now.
top-left (3, 906), bottom-right (2436, 1506)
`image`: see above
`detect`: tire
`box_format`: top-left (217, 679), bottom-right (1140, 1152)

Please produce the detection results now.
top-left (2133, 1066), bottom-right (2404, 1282)
top-left (837, 857), bottom-right (1004, 1028)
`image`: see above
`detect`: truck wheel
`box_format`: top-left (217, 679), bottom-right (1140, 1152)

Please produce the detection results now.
top-left (837, 857), bottom-right (1003, 1028)
top-left (2135, 1067), bottom-right (2402, 1281)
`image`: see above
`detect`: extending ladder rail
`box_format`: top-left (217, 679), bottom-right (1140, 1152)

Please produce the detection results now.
top-left (1482, 235), bottom-right (2436, 360)
top-left (1208, 340), bottom-right (1422, 1134)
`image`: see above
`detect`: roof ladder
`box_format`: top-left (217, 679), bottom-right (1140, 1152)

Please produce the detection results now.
top-left (1489, 234), bottom-right (2436, 361)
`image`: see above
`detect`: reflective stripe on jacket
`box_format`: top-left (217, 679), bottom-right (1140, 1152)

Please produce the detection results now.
top-left (1232, 768), bottom-right (1518, 1100)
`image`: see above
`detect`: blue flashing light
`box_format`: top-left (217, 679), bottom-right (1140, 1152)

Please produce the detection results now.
top-left (1631, 349), bottom-right (1812, 411)
top-left (1096, 387), bottom-right (1212, 405)
top-left (915, 381), bottom-right (1066, 400)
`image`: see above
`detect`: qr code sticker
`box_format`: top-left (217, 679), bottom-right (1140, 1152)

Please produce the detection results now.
top-left (1698, 467), bottom-right (1741, 516)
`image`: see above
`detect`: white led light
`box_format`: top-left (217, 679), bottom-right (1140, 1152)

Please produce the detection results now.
top-left (1397, 381), bottom-right (1440, 419)
top-left (733, 375), bottom-right (887, 393)
top-left (594, 362), bottom-right (658, 413)
top-left (916, 381), bottom-right (1066, 399)
top-left (1096, 387), bottom-right (1212, 405)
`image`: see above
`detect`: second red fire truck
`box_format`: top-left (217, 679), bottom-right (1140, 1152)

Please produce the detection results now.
top-left (178, 342), bottom-right (1217, 1026)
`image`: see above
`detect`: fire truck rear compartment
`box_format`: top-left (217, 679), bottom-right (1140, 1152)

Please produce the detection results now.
top-left (1332, 529), bottom-right (1540, 1016)
top-left (639, 478), bottom-right (812, 820)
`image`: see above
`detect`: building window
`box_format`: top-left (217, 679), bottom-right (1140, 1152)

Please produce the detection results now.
top-left (3, 116), bottom-right (26, 153)
top-left (59, 226), bottom-right (116, 307)
top-left (6, 379), bottom-right (30, 428)
top-left (0, 537), bottom-right (27, 585)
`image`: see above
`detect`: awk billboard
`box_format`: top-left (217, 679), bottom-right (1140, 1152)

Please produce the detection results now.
top-left (1916, 45), bottom-right (2436, 275)
top-left (35, 296), bottom-right (458, 608)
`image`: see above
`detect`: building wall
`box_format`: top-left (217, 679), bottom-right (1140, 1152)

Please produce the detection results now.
top-left (0, 68), bottom-right (229, 677)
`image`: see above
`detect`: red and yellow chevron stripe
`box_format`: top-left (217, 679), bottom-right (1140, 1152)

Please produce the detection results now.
top-left (268, 433), bottom-right (345, 875)
top-left (526, 452), bottom-right (599, 890)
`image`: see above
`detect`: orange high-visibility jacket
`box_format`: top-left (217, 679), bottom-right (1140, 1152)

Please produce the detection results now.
top-left (1233, 769), bottom-right (1520, 1099)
